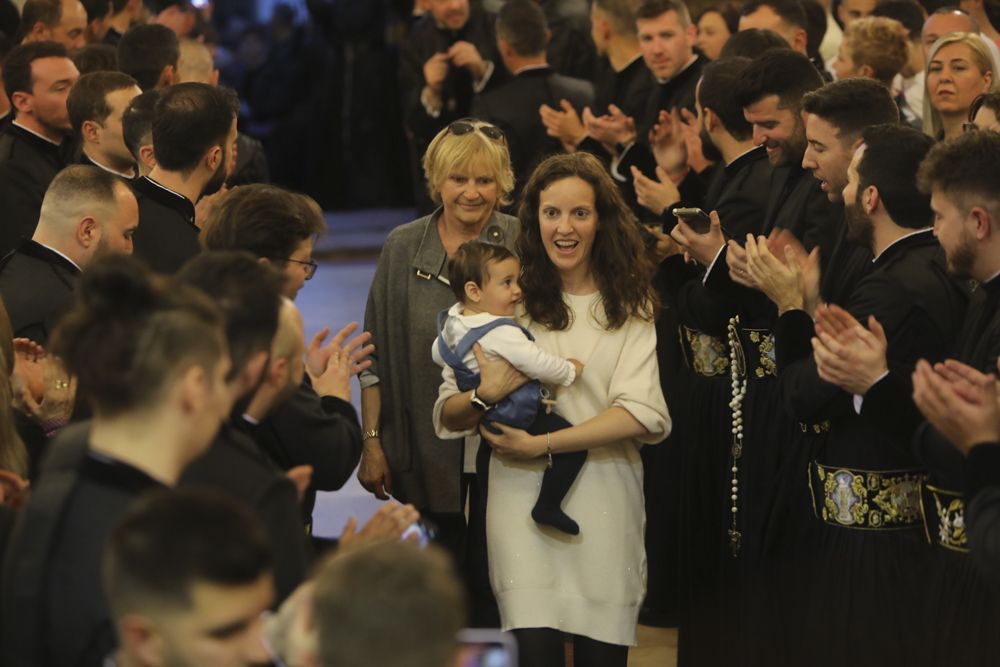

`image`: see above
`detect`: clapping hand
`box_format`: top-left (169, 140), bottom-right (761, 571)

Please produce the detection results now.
top-left (811, 305), bottom-right (888, 394)
top-left (582, 104), bottom-right (636, 151)
top-left (912, 358), bottom-right (1000, 454)
top-left (630, 165), bottom-right (680, 216)
top-left (671, 209), bottom-right (726, 267)
top-left (539, 99), bottom-right (586, 152)
top-left (649, 109), bottom-right (688, 179)
top-left (745, 232), bottom-right (821, 315)
top-left (12, 342), bottom-right (76, 431)
top-left (339, 501), bottom-right (422, 552)
top-left (306, 322), bottom-right (375, 402)
top-left (447, 41), bottom-right (488, 80)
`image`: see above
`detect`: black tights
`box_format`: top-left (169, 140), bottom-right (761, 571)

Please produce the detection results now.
top-left (513, 628), bottom-right (628, 667)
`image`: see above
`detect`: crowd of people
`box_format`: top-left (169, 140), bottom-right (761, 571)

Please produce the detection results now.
top-left (0, 0), bottom-right (1000, 666)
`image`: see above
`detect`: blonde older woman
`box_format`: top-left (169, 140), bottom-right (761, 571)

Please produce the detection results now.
top-left (924, 32), bottom-right (998, 139)
top-left (358, 119), bottom-right (517, 620)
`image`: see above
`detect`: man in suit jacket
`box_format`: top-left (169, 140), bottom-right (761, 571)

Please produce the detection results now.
top-left (471, 0), bottom-right (593, 197)
top-left (0, 41), bottom-right (79, 256)
top-left (0, 165), bottom-right (137, 345)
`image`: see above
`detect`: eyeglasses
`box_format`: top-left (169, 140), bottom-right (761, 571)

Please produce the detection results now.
top-left (447, 119), bottom-right (505, 143)
top-left (285, 257), bottom-right (318, 280)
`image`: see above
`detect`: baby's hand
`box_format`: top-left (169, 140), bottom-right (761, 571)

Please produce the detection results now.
top-left (569, 359), bottom-right (584, 380)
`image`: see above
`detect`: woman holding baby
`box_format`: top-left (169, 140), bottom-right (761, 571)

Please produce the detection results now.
top-left (435, 151), bottom-right (670, 667)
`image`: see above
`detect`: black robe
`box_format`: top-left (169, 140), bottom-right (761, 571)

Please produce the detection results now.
top-left (0, 239), bottom-right (81, 345)
top-left (0, 124), bottom-right (69, 257)
top-left (471, 66), bottom-right (594, 199)
top-left (180, 421), bottom-right (310, 603)
top-left (232, 379), bottom-right (363, 525)
top-left (130, 175), bottom-right (200, 274)
top-left (773, 230), bottom-right (967, 667)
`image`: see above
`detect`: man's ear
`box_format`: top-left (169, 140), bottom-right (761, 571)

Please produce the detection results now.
top-left (205, 144), bottom-right (223, 173)
top-left (26, 21), bottom-right (52, 43)
top-left (139, 144), bottom-right (157, 170)
top-left (863, 185), bottom-right (879, 215)
top-left (971, 206), bottom-right (994, 241)
top-left (158, 64), bottom-right (177, 89)
top-left (267, 354), bottom-right (289, 388)
top-left (858, 63), bottom-right (875, 80)
top-left (118, 614), bottom-right (164, 667)
top-left (77, 216), bottom-right (100, 248)
top-left (240, 349), bottom-right (270, 395)
top-left (11, 90), bottom-right (32, 115)
top-left (703, 107), bottom-right (718, 133)
top-left (793, 28), bottom-right (808, 54)
top-left (81, 119), bottom-right (102, 144)
top-left (179, 364), bottom-right (209, 414)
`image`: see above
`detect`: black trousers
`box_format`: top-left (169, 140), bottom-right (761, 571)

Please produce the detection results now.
top-left (426, 472), bottom-right (500, 628)
top-left (514, 627), bottom-right (629, 667)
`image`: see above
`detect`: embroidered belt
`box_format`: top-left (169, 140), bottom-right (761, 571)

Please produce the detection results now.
top-left (920, 484), bottom-right (968, 552)
top-left (799, 420), bottom-right (831, 434)
top-left (809, 461), bottom-right (926, 530)
top-left (731, 326), bottom-right (776, 381)
top-left (679, 325), bottom-right (729, 377)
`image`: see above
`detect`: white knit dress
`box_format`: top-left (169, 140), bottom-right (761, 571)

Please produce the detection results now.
top-left (434, 292), bottom-right (670, 646)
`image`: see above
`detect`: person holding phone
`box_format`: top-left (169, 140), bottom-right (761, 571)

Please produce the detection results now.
top-left (435, 152), bottom-right (669, 667)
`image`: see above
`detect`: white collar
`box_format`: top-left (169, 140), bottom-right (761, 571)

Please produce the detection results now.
top-left (12, 121), bottom-right (62, 146)
top-left (34, 240), bottom-right (82, 271)
top-left (872, 228), bottom-right (931, 263)
top-left (144, 175), bottom-right (190, 202)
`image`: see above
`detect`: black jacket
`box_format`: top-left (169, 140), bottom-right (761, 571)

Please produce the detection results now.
top-left (233, 379), bottom-right (363, 523)
top-left (0, 124), bottom-right (68, 257)
top-left (180, 421), bottom-right (310, 603)
top-left (0, 239), bottom-right (81, 345)
top-left (130, 175), bottom-right (200, 274)
top-left (471, 66), bottom-right (594, 195)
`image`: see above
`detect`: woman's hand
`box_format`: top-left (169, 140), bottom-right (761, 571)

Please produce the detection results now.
top-left (479, 422), bottom-right (546, 459)
top-left (474, 343), bottom-right (528, 404)
top-left (358, 439), bottom-right (393, 500)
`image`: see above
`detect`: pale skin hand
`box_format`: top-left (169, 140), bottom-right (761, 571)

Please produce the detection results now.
top-left (539, 99), bottom-right (586, 151)
top-left (649, 109), bottom-right (688, 178)
top-left (724, 240), bottom-right (758, 289)
top-left (646, 224), bottom-right (683, 263)
top-left (0, 470), bottom-right (29, 509)
top-left (338, 501), bottom-right (421, 552)
top-left (569, 358), bottom-right (584, 379)
top-left (678, 107), bottom-right (712, 173)
top-left (16, 356), bottom-right (77, 426)
top-left (439, 344), bottom-right (529, 432)
top-left (811, 305), bottom-right (888, 395)
top-left (630, 165), bottom-right (680, 216)
top-left (582, 104), bottom-right (636, 149)
top-left (448, 41), bottom-right (488, 80)
top-left (285, 465), bottom-right (313, 502)
top-left (745, 234), bottom-right (821, 315)
top-left (423, 51), bottom-right (449, 93)
top-left (479, 405), bottom-right (647, 459)
top-left (11, 337), bottom-right (45, 404)
top-left (306, 322), bottom-right (375, 402)
top-left (670, 209), bottom-right (726, 267)
top-left (912, 358), bottom-right (1000, 455)
top-left (359, 386), bottom-right (392, 500)
top-left (767, 229), bottom-right (821, 314)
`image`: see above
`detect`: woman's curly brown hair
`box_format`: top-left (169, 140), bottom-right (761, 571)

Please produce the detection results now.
top-left (516, 152), bottom-right (659, 331)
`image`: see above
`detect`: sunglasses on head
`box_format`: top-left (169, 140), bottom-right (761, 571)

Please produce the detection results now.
top-left (447, 119), bottom-right (505, 142)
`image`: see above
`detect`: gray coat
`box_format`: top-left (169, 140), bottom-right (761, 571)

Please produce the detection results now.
top-left (361, 208), bottom-right (520, 513)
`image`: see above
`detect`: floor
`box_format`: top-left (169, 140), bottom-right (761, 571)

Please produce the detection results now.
top-left (302, 209), bottom-right (679, 666)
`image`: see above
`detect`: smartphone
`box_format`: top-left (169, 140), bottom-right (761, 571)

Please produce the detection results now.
top-left (401, 518), bottom-right (437, 548)
top-left (673, 207), bottom-right (712, 234)
top-left (457, 629), bottom-right (519, 667)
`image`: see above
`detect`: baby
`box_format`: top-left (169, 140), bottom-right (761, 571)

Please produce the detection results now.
top-left (432, 240), bottom-right (586, 535)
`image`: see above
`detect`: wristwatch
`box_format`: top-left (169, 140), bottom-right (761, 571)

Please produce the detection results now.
top-left (470, 389), bottom-right (492, 412)
top-left (362, 428), bottom-right (380, 441)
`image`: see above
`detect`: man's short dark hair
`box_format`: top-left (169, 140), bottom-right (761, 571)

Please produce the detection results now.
top-left (871, 0), bottom-right (926, 40)
top-left (929, 5), bottom-right (980, 31)
top-left (740, 0), bottom-right (808, 29)
top-left (720, 27), bottom-right (788, 58)
top-left (636, 0), bottom-right (692, 26)
top-left (201, 184), bottom-right (326, 261)
top-left (801, 78), bottom-right (900, 141)
top-left (40, 164), bottom-right (122, 223)
top-left (81, 0), bottom-right (112, 22)
top-left (152, 82), bottom-right (238, 172)
top-left (799, 0), bottom-right (826, 58)
top-left (733, 48), bottom-right (823, 111)
top-left (71, 43), bottom-right (119, 74)
top-left (447, 240), bottom-right (516, 303)
top-left (496, 0), bottom-right (548, 57)
top-left (111, 0), bottom-right (129, 13)
top-left (594, 0), bottom-right (642, 35)
top-left (857, 124), bottom-right (934, 228)
top-left (699, 57), bottom-right (754, 141)
top-left (122, 89), bottom-right (159, 160)
top-left (178, 251), bottom-right (285, 381)
top-left (67, 70), bottom-right (138, 133)
top-left (2, 40), bottom-right (69, 109)
top-left (696, 4), bottom-right (741, 33)
top-left (917, 129), bottom-right (1000, 217)
top-left (117, 23), bottom-right (179, 91)
top-left (103, 489), bottom-right (272, 619)
top-left (970, 91), bottom-right (1000, 121)
top-left (18, 0), bottom-right (60, 41)
top-left (313, 543), bottom-right (466, 667)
